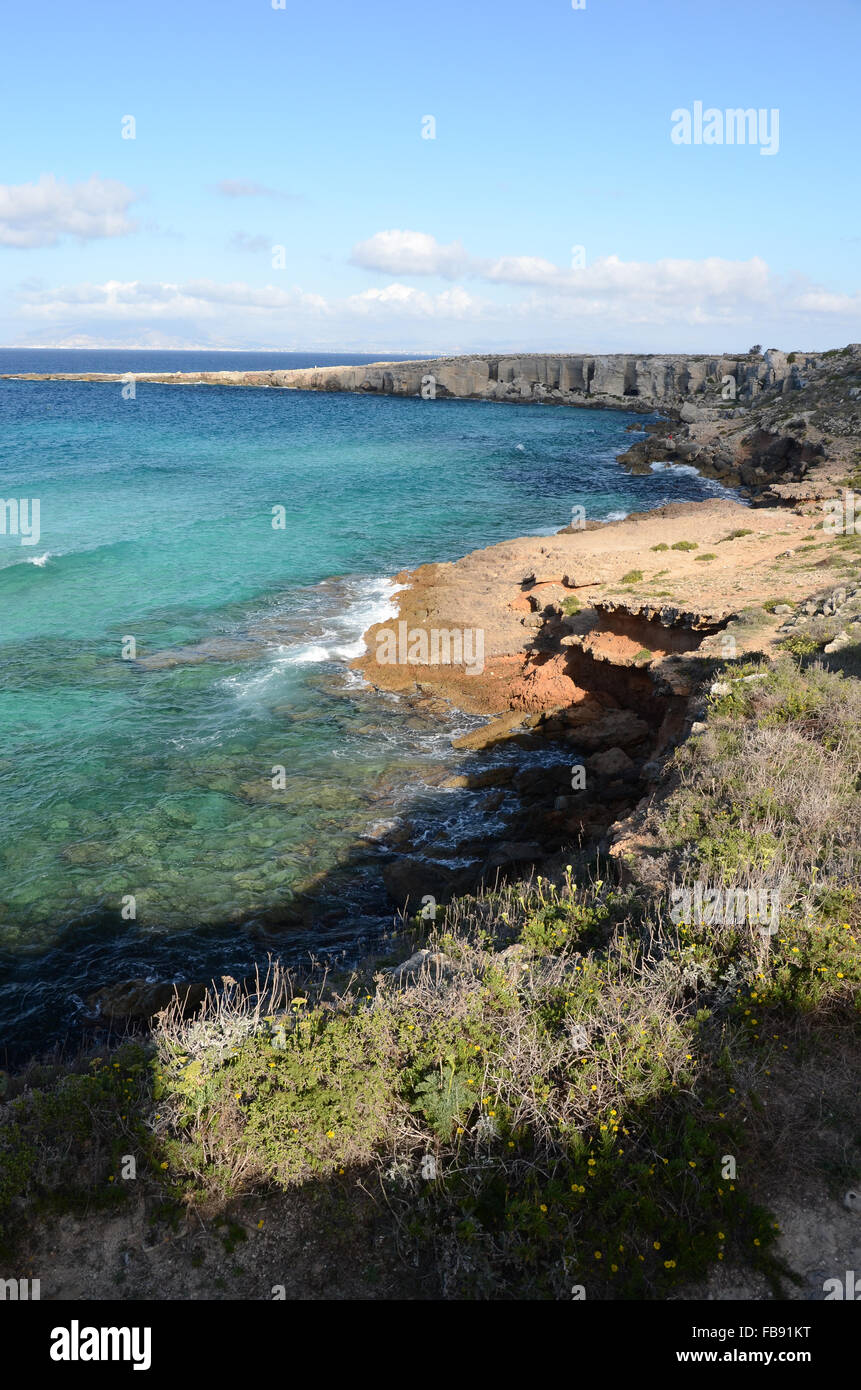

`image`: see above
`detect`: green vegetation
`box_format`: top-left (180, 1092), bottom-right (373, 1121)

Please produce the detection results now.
top-left (651, 543), bottom-right (669, 552)
top-left (694, 553), bottom-right (717, 562)
top-left (621, 569), bottom-right (643, 584)
top-left (763, 598), bottom-right (796, 614)
top-left (1, 661), bottom-right (858, 1299)
top-left (719, 529), bottom-right (754, 542)
top-left (778, 632), bottom-right (822, 658)
top-left (561, 596), bottom-right (581, 616)
top-left (671, 540), bottom-right (699, 552)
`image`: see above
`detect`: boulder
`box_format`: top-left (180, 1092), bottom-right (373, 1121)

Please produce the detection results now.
top-left (586, 747), bottom-right (635, 778)
top-left (88, 978), bottom-right (207, 1021)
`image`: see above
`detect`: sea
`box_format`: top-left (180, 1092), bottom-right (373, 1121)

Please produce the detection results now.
top-left (0, 349), bottom-right (739, 1056)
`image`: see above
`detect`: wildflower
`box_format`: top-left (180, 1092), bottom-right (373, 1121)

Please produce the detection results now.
top-left (653, 1241), bottom-right (661, 1250)
top-left (594, 1251), bottom-right (602, 1259)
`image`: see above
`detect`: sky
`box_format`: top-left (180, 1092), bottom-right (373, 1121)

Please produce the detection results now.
top-left (0, 0), bottom-right (859, 354)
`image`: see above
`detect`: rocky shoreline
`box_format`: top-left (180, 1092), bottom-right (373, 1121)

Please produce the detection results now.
top-left (5, 343), bottom-right (858, 504)
top-left (28, 344), bottom-right (860, 1024)
top-left (348, 496), bottom-right (860, 917)
top-left (344, 346), bottom-right (860, 915)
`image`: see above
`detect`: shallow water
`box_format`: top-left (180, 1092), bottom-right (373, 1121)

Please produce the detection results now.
top-left (0, 364), bottom-right (738, 1054)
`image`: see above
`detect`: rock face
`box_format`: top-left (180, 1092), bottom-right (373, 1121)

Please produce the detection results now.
top-left (7, 344), bottom-right (857, 502)
top-left (2, 347), bottom-right (833, 411)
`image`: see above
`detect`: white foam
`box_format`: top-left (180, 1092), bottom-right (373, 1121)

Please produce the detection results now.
top-left (649, 461), bottom-right (741, 501)
top-left (650, 461), bottom-right (701, 477)
top-left (604, 510), bottom-right (629, 522)
top-left (0, 549), bottom-right (53, 571)
top-left (223, 575), bottom-right (404, 699)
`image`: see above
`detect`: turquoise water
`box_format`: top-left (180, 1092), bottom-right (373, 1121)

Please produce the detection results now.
top-left (0, 360), bottom-right (737, 1053)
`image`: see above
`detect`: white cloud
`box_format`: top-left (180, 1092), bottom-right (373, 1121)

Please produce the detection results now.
top-left (350, 229), bottom-right (469, 279)
top-left (8, 249), bottom-right (860, 353)
top-left (0, 175), bottom-right (139, 248)
top-left (228, 232), bottom-right (273, 254)
top-left (18, 279), bottom-right (329, 320)
top-left (214, 180), bottom-right (291, 199)
top-left (347, 283), bottom-right (479, 317)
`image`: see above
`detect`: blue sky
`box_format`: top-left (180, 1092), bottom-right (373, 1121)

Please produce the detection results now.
top-left (1, 0), bottom-right (858, 351)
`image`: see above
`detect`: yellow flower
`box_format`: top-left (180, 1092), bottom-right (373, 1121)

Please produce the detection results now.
top-left (653, 1241), bottom-right (661, 1250)
top-left (257, 1220), bottom-right (264, 1229)
top-left (160, 1161), bottom-right (168, 1170)
top-left (594, 1251), bottom-right (602, 1260)
top-left (539, 1204), bottom-right (547, 1213)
